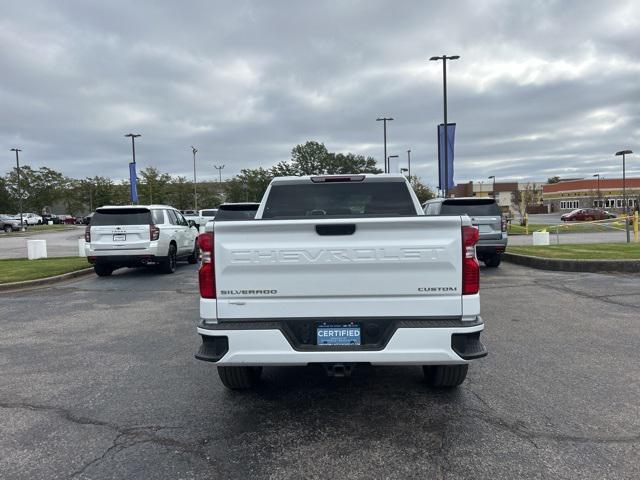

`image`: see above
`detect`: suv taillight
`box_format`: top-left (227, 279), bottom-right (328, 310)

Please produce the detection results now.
top-left (198, 232), bottom-right (215, 298)
top-left (150, 224), bottom-right (160, 241)
top-left (84, 225), bottom-right (91, 242)
top-left (462, 226), bottom-right (480, 295)
top-left (501, 216), bottom-right (507, 232)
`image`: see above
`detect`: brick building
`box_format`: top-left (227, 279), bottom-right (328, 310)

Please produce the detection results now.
top-left (542, 178), bottom-right (640, 213)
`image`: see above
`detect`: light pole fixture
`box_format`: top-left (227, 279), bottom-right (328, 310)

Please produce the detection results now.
top-left (376, 117), bottom-right (394, 173)
top-left (430, 55), bottom-right (459, 197)
top-left (191, 146), bottom-right (198, 210)
top-left (400, 168), bottom-right (409, 178)
top-left (387, 155), bottom-right (399, 173)
top-left (488, 175), bottom-right (496, 199)
top-left (406, 149), bottom-right (412, 178)
top-left (615, 149), bottom-right (633, 243)
top-left (9, 148), bottom-right (24, 230)
top-left (213, 164), bottom-right (225, 183)
top-left (124, 133), bottom-right (141, 164)
top-left (592, 173), bottom-right (601, 207)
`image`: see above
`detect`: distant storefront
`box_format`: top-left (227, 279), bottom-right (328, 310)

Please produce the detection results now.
top-left (543, 178), bottom-right (640, 213)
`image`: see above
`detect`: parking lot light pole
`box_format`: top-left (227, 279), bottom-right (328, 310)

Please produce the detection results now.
top-left (387, 155), bottom-right (399, 173)
top-left (376, 117), bottom-right (394, 173)
top-left (213, 164), bottom-right (225, 183)
top-left (124, 133), bottom-right (141, 205)
top-left (615, 150), bottom-right (633, 243)
top-left (430, 55), bottom-right (459, 197)
top-left (593, 174), bottom-right (601, 207)
top-left (488, 175), bottom-right (496, 199)
top-left (191, 146), bottom-right (198, 210)
top-left (9, 148), bottom-right (24, 230)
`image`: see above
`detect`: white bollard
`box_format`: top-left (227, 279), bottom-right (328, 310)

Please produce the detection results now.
top-left (48, 220), bottom-right (53, 225)
top-left (78, 238), bottom-right (87, 257)
top-left (532, 231), bottom-right (550, 246)
top-left (27, 239), bottom-right (48, 259)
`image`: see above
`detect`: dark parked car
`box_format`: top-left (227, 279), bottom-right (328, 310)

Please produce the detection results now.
top-left (560, 208), bottom-right (607, 221)
top-left (82, 213), bottom-right (95, 225)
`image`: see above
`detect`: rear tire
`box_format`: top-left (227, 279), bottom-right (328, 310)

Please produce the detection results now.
top-left (94, 264), bottom-right (113, 277)
top-left (187, 241), bottom-right (199, 264)
top-left (160, 244), bottom-right (177, 274)
top-left (484, 254), bottom-right (501, 268)
top-left (3, 225), bottom-right (11, 233)
top-left (423, 364), bottom-right (468, 388)
top-left (217, 366), bottom-right (262, 390)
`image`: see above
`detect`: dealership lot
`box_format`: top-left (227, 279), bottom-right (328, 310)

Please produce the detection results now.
top-left (1, 264), bottom-right (638, 479)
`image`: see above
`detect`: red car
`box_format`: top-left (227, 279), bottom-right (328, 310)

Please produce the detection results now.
top-left (57, 214), bottom-right (77, 225)
top-left (560, 208), bottom-right (607, 221)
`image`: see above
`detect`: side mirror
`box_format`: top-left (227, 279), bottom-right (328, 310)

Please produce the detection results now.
top-left (188, 220), bottom-right (196, 228)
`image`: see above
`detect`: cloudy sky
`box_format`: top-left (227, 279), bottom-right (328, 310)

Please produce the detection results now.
top-left (1, 0), bottom-right (638, 187)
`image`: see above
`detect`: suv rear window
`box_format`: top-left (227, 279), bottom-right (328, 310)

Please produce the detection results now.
top-left (440, 199), bottom-right (501, 216)
top-left (262, 181), bottom-right (416, 219)
top-left (91, 208), bottom-right (152, 226)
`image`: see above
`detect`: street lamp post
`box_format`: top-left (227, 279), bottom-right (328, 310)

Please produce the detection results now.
top-left (615, 150), bottom-right (633, 243)
top-left (376, 117), bottom-right (394, 173)
top-left (9, 148), bottom-right (24, 230)
top-left (191, 146), bottom-right (198, 210)
top-left (213, 164), bottom-right (225, 183)
top-left (387, 155), bottom-right (399, 173)
top-left (406, 149), bottom-right (412, 178)
top-left (430, 55), bottom-right (460, 197)
top-left (592, 174), bottom-right (601, 207)
top-left (124, 133), bottom-right (141, 205)
top-left (488, 175), bottom-right (496, 199)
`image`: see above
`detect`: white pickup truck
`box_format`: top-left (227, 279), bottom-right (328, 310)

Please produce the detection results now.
top-left (195, 174), bottom-right (486, 389)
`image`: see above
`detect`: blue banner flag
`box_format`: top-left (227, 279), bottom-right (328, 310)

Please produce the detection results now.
top-left (129, 162), bottom-right (138, 204)
top-left (437, 123), bottom-right (456, 191)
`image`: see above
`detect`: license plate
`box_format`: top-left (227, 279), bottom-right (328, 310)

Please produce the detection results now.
top-left (113, 234), bottom-right (126, 242)
top-left (317, 324), bottom-right (361, 345)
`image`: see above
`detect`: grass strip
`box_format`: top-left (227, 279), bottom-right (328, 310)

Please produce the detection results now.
top-left (0, 256), bottom-right (90, 284)
top-left (507, 243), bottom-right (640, 260)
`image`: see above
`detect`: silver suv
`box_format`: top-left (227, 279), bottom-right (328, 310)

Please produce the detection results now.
top-left (423, 197), bottom-right (507, 267)
top-left (84, 205), bottom-right (199, 276)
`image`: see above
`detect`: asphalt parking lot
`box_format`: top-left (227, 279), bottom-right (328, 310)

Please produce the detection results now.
top-left (1, 263), bottom-right (639, 479)
top-left (0, 227), bottom-right (84, 259)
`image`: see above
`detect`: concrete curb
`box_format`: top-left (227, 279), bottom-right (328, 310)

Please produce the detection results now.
top-left (503, 252), bottom-right (640, 273)
top-left (0, 267), bottom-right (94, 292)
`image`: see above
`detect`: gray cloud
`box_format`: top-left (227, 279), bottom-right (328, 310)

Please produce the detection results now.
top-left (1, 0), bottom-right (638, 188)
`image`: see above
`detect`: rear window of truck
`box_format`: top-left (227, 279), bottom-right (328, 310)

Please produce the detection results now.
top-left (215, 205), bottom-right (259, 221)
top-left (91, 208), bottom-right (152, 226)
top-left (200, 210), bottom-right (218, 217)
top-left (262, 182), bottom-right (416, 219)
top-left (439, 200), bottom-right (501, 216)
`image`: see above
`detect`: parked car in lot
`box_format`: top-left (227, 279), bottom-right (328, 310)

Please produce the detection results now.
top-left (560, 208), bottom-right (607, 222)
top-left (16, 213), bottom-right (43, 225)
top-left (41, 213), bottom-right (62, 224)
top-left (0, 214), bottom-right (26, 232)
top-left (84, 205), bottom-right (199, 276)
top-left (195, 174), bottom-right (486, 390)
top-left (423, 197), bottom-right (507, 267)
top-left (82, 213), bottom-right (94, 225)
top-left (57, 214), bottom-right (77, 225)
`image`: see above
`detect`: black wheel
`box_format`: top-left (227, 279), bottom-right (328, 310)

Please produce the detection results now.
top-left (187, 241), bottom-right (199, 264)
top-left (423, 364), bottom-right (468, 388)
top-left (4, 225), bottom-right (12, 233)
top-left (217, 366), bottom-right (262, 390)
top-left (160, 243), bottom-right (177, 274)
top-left (484, 254), bottom-right (501, 268)
top-left (94, 264), bottom-right (113, 277)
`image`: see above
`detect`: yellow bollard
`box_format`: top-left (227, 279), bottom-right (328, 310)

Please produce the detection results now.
top-left (634, 211), bottom-right (638, 242)
top-left (525, 213), bottom-right (529, 235)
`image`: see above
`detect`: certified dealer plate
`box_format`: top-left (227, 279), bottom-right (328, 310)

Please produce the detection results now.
top-left (317, 324), bottom-right (361, 345)
top-left (113, 234), bottom-right (126, 242)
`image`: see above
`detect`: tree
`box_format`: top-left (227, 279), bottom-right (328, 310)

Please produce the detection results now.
top-left (409, 177), bottom-right (436, 204)
top-left (547, 176), bottom-right (561, 184)
top-left (138, 167), bottom-right (171, 204)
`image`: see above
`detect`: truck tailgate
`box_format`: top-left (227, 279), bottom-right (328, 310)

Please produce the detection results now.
top-left (214, 217), bottom-right (463, 319)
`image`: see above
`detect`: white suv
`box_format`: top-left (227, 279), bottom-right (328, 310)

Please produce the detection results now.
top-left (84, 205), bottom-right (199, 276)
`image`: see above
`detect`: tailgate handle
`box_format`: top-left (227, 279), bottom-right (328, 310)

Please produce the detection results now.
top-left (315, 224), bottom-right (356, 236)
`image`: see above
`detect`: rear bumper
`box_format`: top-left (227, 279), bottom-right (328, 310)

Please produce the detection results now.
top-left (196, 317), bottom-right (486, 366)
top-left (86, 253), bottom-right (166, 267)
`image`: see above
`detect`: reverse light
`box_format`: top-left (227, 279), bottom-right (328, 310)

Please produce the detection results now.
top-left (462, 225), bottom-right (480, 295)
top-left (150, 224), bottom-right (160, 241)
top-left (84, 226), bottom-right (91, 242)
top-left (198, 232), bottom-right (216, 298)
top-left (501, 216), bottom-right (507, 233)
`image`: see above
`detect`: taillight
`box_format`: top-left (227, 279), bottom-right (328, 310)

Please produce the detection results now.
top-left (462, 226), bottom-right (479, 295)
top-left (84, 226), bottom-right (91, 242)
top-left (198, 232), bottom-right (215, 298)
top-left (501, 217), bottom-right (507, 232)
top-left (150, 224), bottom-right (160, 241)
